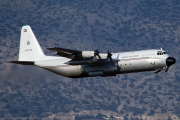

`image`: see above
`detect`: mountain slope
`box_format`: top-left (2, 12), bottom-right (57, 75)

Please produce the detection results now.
top-left (0, 0), bottom-right (179, 118)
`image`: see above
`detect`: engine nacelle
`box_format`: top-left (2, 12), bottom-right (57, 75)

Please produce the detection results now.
top-left (81, 51), bottom-right (94, 58)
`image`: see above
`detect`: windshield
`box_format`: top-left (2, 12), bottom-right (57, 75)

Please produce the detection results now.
top-left (157, 51), bottom-right (167, 55)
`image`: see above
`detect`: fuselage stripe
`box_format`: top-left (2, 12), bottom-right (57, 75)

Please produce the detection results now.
top-left (119, 57), bottom-right (163, 62)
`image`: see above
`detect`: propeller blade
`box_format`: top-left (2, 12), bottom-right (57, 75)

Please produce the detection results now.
top-left (94, 49), bottom-right (99, 54)
top-left (165, 66), bottom-right (169, 72)
top-left (94, 49), bottom-right (101, 59)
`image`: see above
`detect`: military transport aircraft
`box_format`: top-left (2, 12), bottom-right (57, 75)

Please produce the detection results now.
top-left (8, 25), bottom-right (176, 78)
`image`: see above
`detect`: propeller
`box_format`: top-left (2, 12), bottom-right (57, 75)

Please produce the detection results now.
top-left (107, 51), bottom-right (113, 61)
top-left (94, 49), bottom-right (101, 59)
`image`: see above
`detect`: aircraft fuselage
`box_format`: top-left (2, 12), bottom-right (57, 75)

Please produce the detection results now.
top-left (35, 49), bottom-right (173, 78)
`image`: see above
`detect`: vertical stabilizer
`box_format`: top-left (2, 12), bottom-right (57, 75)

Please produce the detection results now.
top-left (19, 25), bottom-right (45, 61)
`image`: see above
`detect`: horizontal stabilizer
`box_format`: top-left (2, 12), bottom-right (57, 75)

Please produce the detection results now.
top-left (7, 61), bottom-right (34, 65)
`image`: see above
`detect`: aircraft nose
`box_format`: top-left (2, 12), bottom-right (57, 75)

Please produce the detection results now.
top-left (166, 57), bottom-right (176, 66)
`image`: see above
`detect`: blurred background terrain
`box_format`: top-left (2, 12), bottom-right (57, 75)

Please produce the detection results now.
top-left (0, 0), bottom-right (179, 119)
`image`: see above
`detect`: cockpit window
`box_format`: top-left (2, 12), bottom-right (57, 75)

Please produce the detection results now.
top-left (157, 51), bottom-right (167, 55)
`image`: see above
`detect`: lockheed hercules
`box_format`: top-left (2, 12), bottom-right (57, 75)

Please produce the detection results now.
top-left (8, 25), bottom-right (176, 78)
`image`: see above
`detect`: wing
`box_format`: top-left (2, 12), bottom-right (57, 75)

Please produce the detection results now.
top-left (47, 47), bottom-right (117, 65)
top-left (47, 47), bottom-right (82, 59)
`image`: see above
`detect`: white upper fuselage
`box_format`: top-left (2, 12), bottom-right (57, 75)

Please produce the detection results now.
top-left (114, 49), bottom-right (168, 73)
top-left (34, 49), bottom-right (169, 78)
